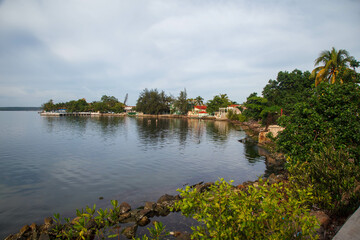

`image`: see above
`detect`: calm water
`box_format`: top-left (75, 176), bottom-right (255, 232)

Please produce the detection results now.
top-left (0, 111), bottom-right (267, 238)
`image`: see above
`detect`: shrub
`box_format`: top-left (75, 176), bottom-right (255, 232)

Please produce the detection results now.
top-left (287, 145), bottom-right (360, 216)
top-left (276, 82), bottom-right (360, 163)
top-left (174, 178), bottom-right (319, 239)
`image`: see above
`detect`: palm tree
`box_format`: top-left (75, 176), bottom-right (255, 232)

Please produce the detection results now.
top-left (195, 96), bottom-right (204, 106)
top-left (311, 47), bottom-right (353, 86)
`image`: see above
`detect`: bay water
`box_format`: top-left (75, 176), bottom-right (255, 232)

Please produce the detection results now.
top-left (0, 111), bottom-right (267, 238)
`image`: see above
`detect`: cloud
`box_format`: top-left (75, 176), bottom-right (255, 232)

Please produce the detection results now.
top-left (0, 0), bottom-right (359, 106)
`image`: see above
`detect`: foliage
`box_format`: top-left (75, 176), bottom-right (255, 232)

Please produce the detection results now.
top-left (262, 69), bottom-right (313, 114)
top-left (42, 99), bottom-right (55, 112)
top-left (173, 89), bottom-right (190, 115)
top-left (174, 178), bottom-right (319, 240)
top-left (310, 47), bottom-right (357, 86)
top-left (136, 88), bottom-right (173, 114)
top-left (227, 109), bottom-right (247, 122)
top-left (206, 94), bottom-right (232, 114)
top-left (242, 93), bottom-right (268, 121)
top-left (195, 96), bottom-right (204, 106)
top-left (41, 95), bottom-right (125, 113)
top-left (276, 82), bottom-right (360, 162)
top-left (134, 222), bottom-right (170, 240)
top-left (287, 145), bottom-right (360, 216)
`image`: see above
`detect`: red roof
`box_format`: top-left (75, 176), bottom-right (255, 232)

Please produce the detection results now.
top-left (228, 104), bottom-right (240, 108)
top-left (199, 111), bottom-right (207, 114)
top-left (195, 105), bottom-right (207, 109)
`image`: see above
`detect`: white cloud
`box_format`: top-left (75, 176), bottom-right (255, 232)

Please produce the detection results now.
top-left (0, 0), bottom-right (359, 106)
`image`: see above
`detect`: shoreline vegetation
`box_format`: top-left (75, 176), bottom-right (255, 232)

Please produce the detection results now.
top-left (6, 47), bottom-right (360, 239)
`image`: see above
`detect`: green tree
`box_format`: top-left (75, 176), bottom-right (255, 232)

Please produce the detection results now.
top-left (136, 89), bottom-right (172, 114)
top-left (42, 99), bottom-right (55, 111)
top-left (195, 96), bottom-right (204, 106)
top-left (173, 89), bottom-right (190, 115)
top-left (206, 94), bottom-right (231, 114)
top-left (276, 82), bottom-right (360, 163)
top-left (310, 47), bottom-right (355, 86)
top-left (242, 93), bottom-right (268, 121)
top-left (262, 69), bottom-right (313, 114)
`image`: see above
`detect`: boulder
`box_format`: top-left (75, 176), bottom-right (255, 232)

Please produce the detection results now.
top-left (122, 224), bottom-right (138, 239)
top-left (120, 202), bottom-right (131, 214)
top-left (44, 217), bottom-right (53, 226)
top-left (144, 201), bottom-right (156, 211)
top-left (138, 216), bottom-right (150, 227)
top-left (310, 211), bottom-right (330, 227)
top-left (194, 182), bottom-right (213, 193)
top-left (19, 225), bottom-right (30, 236)
top-left (157, 194), bottom-right (176, 204)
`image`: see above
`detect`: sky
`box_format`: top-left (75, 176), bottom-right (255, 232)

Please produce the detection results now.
top-left (0, 0), bottom-right (359, 107)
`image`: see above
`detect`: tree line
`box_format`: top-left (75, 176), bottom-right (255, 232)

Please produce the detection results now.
top-left (42, 95), bottom-right (125, 113)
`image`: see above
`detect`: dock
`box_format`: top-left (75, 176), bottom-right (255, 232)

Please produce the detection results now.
top-left (40, 112), bottom-right (100, 116)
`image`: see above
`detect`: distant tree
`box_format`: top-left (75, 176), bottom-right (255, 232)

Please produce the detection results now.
top-left (42, 99), bottom-right (55, 111)
top-left (310, 47), bottom-right (356, 86)
top-left (173, 89), bottom-right (190, 115)
top-left (99, 95), bottom-right (124, 113)
top-left (101, 95), bottom-right (119, 108)
top-left (195, 96), bottom-right (204, 106)
top-left (242, 93), bottom-right (268, 121)
top-left (206, 94), bottom-right (231, 114)
top-left (136, 89), bottom-right (172, 114)
top-left (66, 98), bottom-right (89, 112)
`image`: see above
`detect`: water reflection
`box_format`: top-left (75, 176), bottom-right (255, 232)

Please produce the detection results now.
top-left (205, 120), bottom-right (231, 144)
top-left (0, 112), bottom-right (269, 238)
top-left (243, 139), bottom-right (263, 165)
top-left (42, 116), bottom-right (127, 139)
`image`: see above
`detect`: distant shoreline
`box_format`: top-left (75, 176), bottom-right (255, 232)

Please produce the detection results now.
top-left (0, 107), bottom-right (41, 111)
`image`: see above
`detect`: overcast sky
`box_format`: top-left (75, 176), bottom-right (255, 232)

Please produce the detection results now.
top-left (0, 0), bottom-right (359, 107)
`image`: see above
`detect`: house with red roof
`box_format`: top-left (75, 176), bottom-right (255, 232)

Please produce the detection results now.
top-left (188, 105), bottom-right (209, 117)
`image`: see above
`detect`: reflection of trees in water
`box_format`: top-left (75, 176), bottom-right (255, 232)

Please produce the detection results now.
top-left (187, 119), bottom-right (206, 144)
top-left (44, 116), bottom-right (88, 134)
top-left (205, 121), bottom-right (231, 144)
top-left (91, 116), bottom-right (125, 136)
top-left (136, 118), bottom-right (172, 146)
top-left (43, 116), bottom-right (126, 138)
top-left (243, 139), bottom-right (262, 165)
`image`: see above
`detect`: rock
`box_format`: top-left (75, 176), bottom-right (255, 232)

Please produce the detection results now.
top-left (4, 234), bottom-right (15, 240)
top-left (122, 224), bottom-right (138, 239)
top-left (258, 131), bottom-right (271, 144)
top-left (144, 201), bottom-right (156, 211)
top-left (133, 209), bottom-right (151, 221)
top-left (39, 233), bottom-right (50, 240)
top-left (311, 211), bottom-right (330, 227)
top-left (44, 217), bottom-right (53, 226)
top-left (268, 173), bottom-right (278, 184)
top-left (195, 182), bottom-right (213, 193)
top-left (157, 194), bottom-right (176, 204)
top-left (155, 204), bottom-right (170, 216)
top-left (236, 184), bottom-right (246, 190)
top-left (119, 212), bottom-right (132, 222)
top-left (175, 232), bottom-right (192, 240)
top-left (138, 216), bottom-right (150, 226)
top-left (120, 202), bottom-right (131, 214)
top-left (30, 223), bottom-right (37, 231)
top-left (19, 225), bottom-right (30, 236)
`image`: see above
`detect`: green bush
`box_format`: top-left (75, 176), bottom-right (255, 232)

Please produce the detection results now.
top-left (174, 178), bottom-right (319, 240)
top-left (276, 82), bottom-right (360, 163)
top-left (287, 145), bottom-right (360, 216)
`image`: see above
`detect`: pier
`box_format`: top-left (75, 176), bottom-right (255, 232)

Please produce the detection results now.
top-left (40, 112), bottom-right (100, 116)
